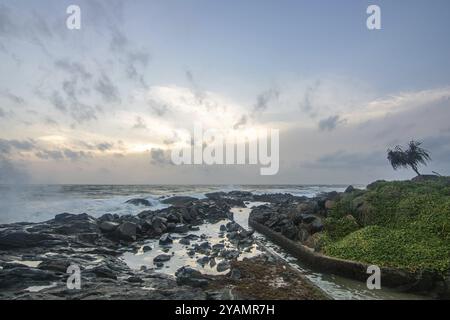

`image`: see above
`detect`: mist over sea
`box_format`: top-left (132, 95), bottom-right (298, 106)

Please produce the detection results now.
top-left (0, 184), bottom-right (350, 224)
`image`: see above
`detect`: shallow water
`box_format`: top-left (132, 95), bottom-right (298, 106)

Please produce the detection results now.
top-left (122, 219), bottom-right (262, 276)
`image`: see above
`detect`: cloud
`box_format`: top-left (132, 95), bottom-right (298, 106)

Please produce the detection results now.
top-left (50, 91), bottom-right (67, 111)
top-left (35, 149), bottom-right (64, 161)
top-left (148, 99), bottom-right (169, 117)
top-left (96, 142), bottom-right (114, 152)
top-left (54, 59), bottom-right (93, 81)
top-left (318, 115), bottom-right (346, 131)
top-left (233, 115), bottom-right (247, 129)
top-left (253, 88), bottom-right (280, 114)
top-left (63, 148), bottom-right (92, 161)
top-left (308, 150), bottom-right (386, 169)
top-left (109, 25), bottom-right (150, 88)
top-left (133, 116), bottom-right (147, 129)
top-left (0, 107), bottom-right (5, 118)
top-left (95, 73), bottom-right (121, 104)
top-left (299, 80), bottom-right (321, 118)
top-left (0, 139), bottom-right (35, 154)
top-left (186, 70), bottom-right (205, 104)
top-left (0, 89), bottom-right (25, 105)
top-left (150, 148), bottom-right (173, 166)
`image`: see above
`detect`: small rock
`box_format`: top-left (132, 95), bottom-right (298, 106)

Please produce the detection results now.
top-left (159, 233), bottom-right (173, 245)
top-left (153, 254), bottom-right (171, 263)
top-left (216, 261), bottom-right (230, 272)
top-left (230, 268), bottom-right (241, 280)
top-left (127, 276), bottom-right (144, 283)
top-left (179, 238), bottom-right (190, 245)
top-left (142, 245), bottom-right (152, 252)
top-left (173, 224), bottom-right (189, 233)
top-left (175, 267), bottom-right (209, 288)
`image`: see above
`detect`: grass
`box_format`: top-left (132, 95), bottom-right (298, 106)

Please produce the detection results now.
top-left (321, 177), bottom-right (450, 274)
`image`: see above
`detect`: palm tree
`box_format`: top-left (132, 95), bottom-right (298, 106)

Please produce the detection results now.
top-left (387, 140), bottom-right (431, 176)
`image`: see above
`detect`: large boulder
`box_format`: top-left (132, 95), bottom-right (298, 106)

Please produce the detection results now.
top-left (125, 198), bottom-right (152, 206)
top-left (114, 222), bottom-right (138, 241)
top-left (0, 231), bottom-right (58, 249)
top-left (0, 267), bottom-right (60, 288)
top-left (52, 213), bottom-right (99, 234)
top-left (161, 196), bottom-right (197, 206)
top-left (37, 259), bottom-right (71, 273)
top-left (99, 221), bottom-right (119, 233)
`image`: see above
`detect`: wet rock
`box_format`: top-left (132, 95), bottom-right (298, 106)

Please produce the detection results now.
top-left (142, 245), bottom-right (152, 252)
top-left (172, 224), bottom-right (189, 234)
top-left (230, 268), bottom-right (241, 280)
top-left (300, 214), bottom-right (317, 224)
top-left (344, 185), bottom-right (355, 193)
top-left (0, 231), bottom-right (58, 249)
top-left (98, 213), bottom-right (114, 222)
top-left (127, 276), bottom-right (144, 283)
top-left (77, 233), bottom-right (100, 243)
top-left (179, 238), bottom-right (190, 245)
top-left (309, 219), bottom-right (324, 234)
top-left (52, 213), bottom-right (99, 234)
top-left (91, 266), bottom-right (117, 280)
top-left (216, 261), bottom-right (230, 272)
top-left (161, 196), bottom-right (197, 206)
top-left (0, 267), bottom-right (59, 288)
top-left (99, 221), bottom-right (119, 233)
top-left (153, 254), bottom-right (172, 263)
top-left (197, 256), bottom-right (210, 266)
top-left (212, 243), bottom-right (225, 251)
top-left (159, 233), bottom-right (173, 245)
top-left (281, 223), bottom-right (298, 240)
top-left (219, 224), bottom-right (227, 232)
top-left (226, 221), bottom-right (240, 232)
top-left (220, 249), bottom-right (240, 260)
top-left (37, 259), bottom-right (71, 273)
top-left (125, 198), bottom-right (152, 206)
top-left (175, 267), bottom-right (209, 288)
top-left (115, 222), bottom-right (138, 241)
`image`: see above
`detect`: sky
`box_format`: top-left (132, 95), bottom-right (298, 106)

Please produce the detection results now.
top-left (1, 0), bottom-right (450, 185)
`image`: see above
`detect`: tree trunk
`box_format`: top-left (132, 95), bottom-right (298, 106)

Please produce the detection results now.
top-left (412, 166), bottom-right (420, 176)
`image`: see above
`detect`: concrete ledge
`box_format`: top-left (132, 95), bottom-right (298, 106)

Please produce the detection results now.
top-left (249, 218), bottom-right (436, 291)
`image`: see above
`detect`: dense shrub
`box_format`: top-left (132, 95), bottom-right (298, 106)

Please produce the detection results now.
top-left (322, 178), bottom-right (450, 274)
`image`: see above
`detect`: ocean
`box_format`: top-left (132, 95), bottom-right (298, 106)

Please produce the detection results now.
top-left (0, 184), bottom-right (349, 224)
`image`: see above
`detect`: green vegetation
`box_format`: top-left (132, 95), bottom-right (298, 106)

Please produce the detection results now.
top-left (321, 178), bottom-right (450, 274)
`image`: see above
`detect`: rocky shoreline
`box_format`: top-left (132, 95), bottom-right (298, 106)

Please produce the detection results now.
top-left (0, 192), bottom-right (327, 300)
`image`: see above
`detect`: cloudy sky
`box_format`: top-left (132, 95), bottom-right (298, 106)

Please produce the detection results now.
top-left (1, 0), bottom-right (450, 185)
